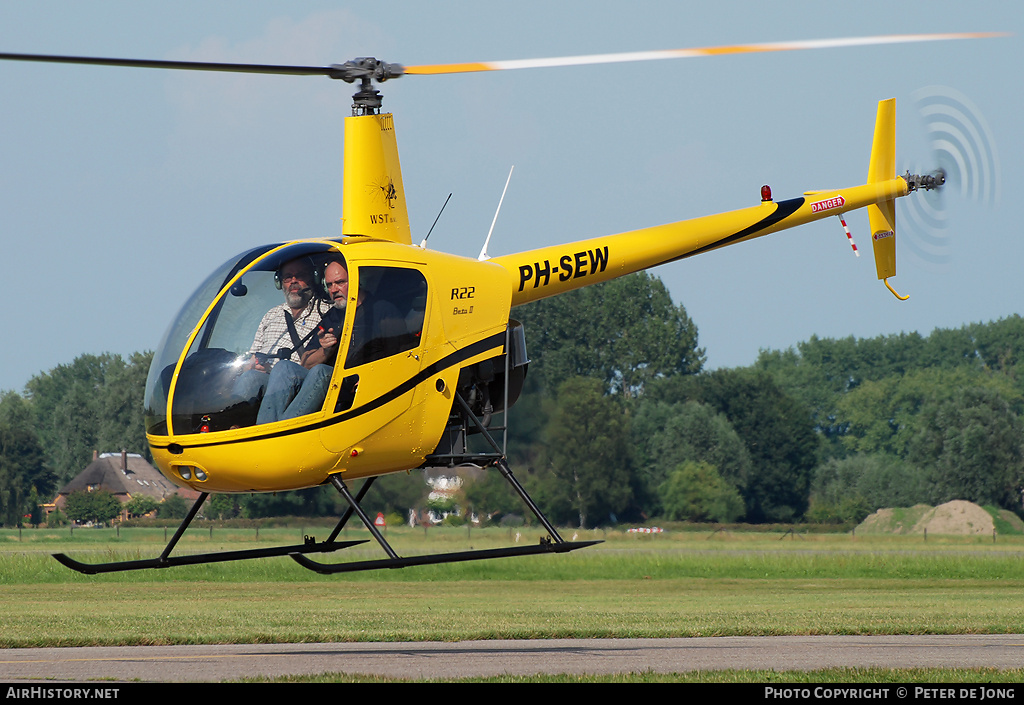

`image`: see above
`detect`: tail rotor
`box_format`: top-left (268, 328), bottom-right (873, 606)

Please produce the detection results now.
top-left (899, 86), bottom-right (1000, 272)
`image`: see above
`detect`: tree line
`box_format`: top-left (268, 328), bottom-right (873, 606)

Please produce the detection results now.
top-left (1, 272), bottom-right (1022, 527)
top-left (504, 278), bottom-right (1023, 526)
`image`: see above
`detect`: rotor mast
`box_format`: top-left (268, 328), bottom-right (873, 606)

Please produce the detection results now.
top-left (328, 58), bottom-right (413, 244)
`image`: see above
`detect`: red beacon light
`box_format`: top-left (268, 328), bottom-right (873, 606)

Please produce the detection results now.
top-left (761, 185), bottom-right (772, 202)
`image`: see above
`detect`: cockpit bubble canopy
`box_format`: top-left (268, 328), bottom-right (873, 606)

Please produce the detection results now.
top-left (143, 241), bottom-right (348, 436)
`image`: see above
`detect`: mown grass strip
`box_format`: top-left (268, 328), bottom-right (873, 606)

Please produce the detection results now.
top-left (241, 667), bottom-right (1024, 683)
top-left (2, 577), bottom-right (1024, 647)
top-left (3, 528), bottom-right (1024, 650)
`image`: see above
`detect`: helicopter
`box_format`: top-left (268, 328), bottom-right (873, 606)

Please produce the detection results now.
top-left (0, 32), bottom-right (997, 575)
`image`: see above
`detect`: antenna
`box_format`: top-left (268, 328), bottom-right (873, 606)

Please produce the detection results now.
top-left (478, 166), bottom-right (514, 261)
top-left (419, 193), bottom-right (452, 248)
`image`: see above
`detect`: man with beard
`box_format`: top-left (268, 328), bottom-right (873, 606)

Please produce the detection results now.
top-left (248, 256), bottom-right (325, 368)
top-left (251, 255), bottom-right (349, 424)
top-left (233, 256), bottom-right (328, 424)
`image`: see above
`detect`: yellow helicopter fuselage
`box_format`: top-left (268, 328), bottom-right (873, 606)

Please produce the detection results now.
top-left (147, 99), bottom-right (908, 495)
top-left (147, 239), bottom-right (514, 493)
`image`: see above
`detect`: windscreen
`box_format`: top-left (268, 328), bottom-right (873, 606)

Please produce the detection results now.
top-left (144, 243), bottom-right (345, 435)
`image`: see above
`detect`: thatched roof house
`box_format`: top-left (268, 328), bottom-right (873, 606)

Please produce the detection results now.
top-left (51, 450), bottom-right (198, 519)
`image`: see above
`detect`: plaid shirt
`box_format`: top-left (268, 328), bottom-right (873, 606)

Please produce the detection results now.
top-left (249, 299), bottom-right (325, 364)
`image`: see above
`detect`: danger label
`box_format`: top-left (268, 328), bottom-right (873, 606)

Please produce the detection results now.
top-left (873, 230), bottom-right (894, 241)
top-left (811, 195), bottom-right (846, 213)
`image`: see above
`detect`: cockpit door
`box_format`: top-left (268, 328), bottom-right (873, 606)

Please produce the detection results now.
top-left (320, 263), bottom-right (431, 455)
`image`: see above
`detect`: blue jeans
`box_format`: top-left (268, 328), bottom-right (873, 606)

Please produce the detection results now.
top-left (234, 368), bottom-right (269, 404)
top-left (256, 361), bottom-right (333, 424)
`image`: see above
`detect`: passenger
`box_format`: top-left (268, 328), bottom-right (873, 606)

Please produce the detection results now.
top-left (300, 258), bottom-right (351, 368)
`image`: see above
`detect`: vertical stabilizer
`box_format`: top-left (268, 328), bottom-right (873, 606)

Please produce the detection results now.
top-left (342, 113), bottom-right (412, 244)
top-left (866, 99), bottom-right (899, 285)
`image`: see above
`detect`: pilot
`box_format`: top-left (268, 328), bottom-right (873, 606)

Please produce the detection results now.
top-left (248, 256), bottom-right (325, 368)
top-left (233, 256), bottom-right (326, 421)
top-left (254, 255), bottom-right (349, 424)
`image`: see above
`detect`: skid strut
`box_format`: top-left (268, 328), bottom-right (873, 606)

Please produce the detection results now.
top-left (290, 391), bottom-right (599, 574)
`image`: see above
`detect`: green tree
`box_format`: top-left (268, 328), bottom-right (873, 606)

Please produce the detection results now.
top-left (361, 472), bottom-right (430, 519)
top-left (0, 392), bottom-right (54, 527)
top-left (235, 472), bottom-right (427, 520)
top-left (755, 320), bottom-right (1024, 463)
top-left (808, 453), bottom-right (927, 523)
top-left (206, 493), bottom-right (242, 521)
top-left (240, 487), bottom-right (339, 518)
top-left (98, 351), bottom-right (153, 458)
top-left (463, 470), bottom-right (527, 522)
top-left (659, 461), bottom-right (745, 523)
top-left (909, 387), bottom-right (1024, 508)
top-left (837, 367), bottom-right (1021, 459)
top-left (649, 369), bottom-right (818, 522)
top-left (514, 272), bottom-right (704, 396)
top-left (124, 495), bottom-right (159, 518)
top-left (631, 400), bottom-right (750, 518)
top-left (968, 315), bottom-right (1024, 380)
top-left (158, 493), bottom-right (189, 519)
top-left (26, 352), bottom-right (152, 485)
top-left (64, 490), bottom-right (122, 524)
top-left (537, 377), bottom-right (633, 528)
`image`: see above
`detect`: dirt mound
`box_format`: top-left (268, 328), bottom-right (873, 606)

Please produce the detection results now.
top-left (917, 500), bottom-right (995, 535)
top-left (857, 500), bottom-right (995, 535)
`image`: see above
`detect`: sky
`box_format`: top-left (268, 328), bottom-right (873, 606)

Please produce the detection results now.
top-left (0, 1), bottom-right (1020, 394)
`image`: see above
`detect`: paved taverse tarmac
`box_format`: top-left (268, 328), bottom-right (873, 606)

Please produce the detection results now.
top-left (1, 635), bottom-right (1022, 682)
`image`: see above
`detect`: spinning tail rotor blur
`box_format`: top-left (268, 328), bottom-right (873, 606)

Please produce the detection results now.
top-left (899, 86), bottom-right (1001, 272)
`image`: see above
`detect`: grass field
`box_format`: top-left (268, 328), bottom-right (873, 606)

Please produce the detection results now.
top-left (3, 524), bottom-right (1023, 681)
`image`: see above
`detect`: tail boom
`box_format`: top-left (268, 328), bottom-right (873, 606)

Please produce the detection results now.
top-left (494, 176), bottom-right (908, 307)
top-left (494, 98), bottom-right (911, 306)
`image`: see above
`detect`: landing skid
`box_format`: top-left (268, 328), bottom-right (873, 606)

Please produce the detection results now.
top-left (53, 538), bottom-right (366, 575)
top-left (292, 538), bottom-right (599, 574)
top-left (52, 491), bottom-right (366, 575)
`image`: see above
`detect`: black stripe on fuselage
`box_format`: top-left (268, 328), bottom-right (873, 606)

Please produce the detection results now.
top-left (152, 331), bottom-right (507, 451)
top-left (658, 197), bottom-right (805, 267)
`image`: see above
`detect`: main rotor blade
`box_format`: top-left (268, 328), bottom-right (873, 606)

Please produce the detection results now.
top-left (0, 52), bottom-right (335, 76)
top-left (404, 32), bottom-right (1006, 75)
top-left (1, 32), bottom-right (1006, 82)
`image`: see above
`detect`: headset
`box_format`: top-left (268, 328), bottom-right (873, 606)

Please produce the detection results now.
top-left (316, 254), bottom-right (349, 296)
top-left (273, 255), bottom-right (317, 291)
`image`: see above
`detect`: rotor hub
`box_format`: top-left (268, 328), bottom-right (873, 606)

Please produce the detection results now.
top-left (327, 58), bottom-right (405, 115)
top-left (905, 169), bottom-right (946, 192)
